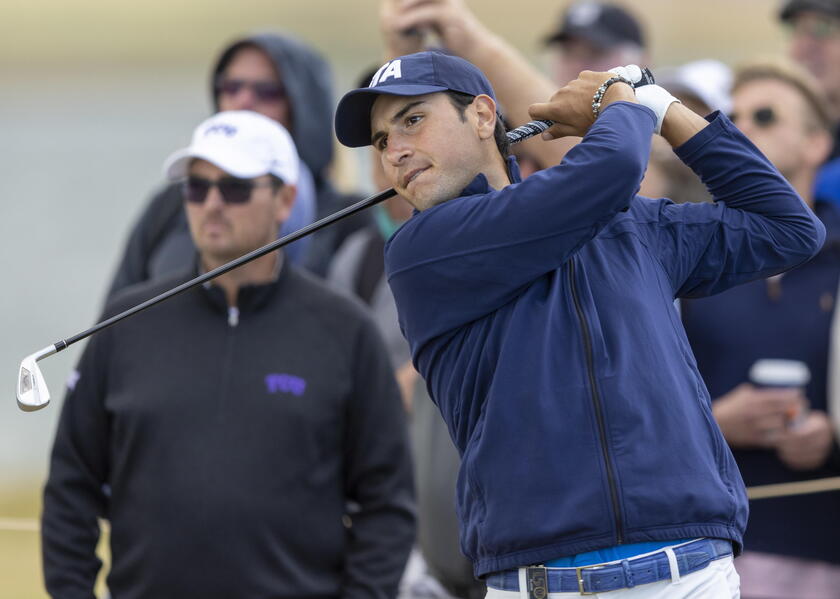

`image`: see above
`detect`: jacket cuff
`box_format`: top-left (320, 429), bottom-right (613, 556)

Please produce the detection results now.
top-left (674, 111), bottom-right (729, 159)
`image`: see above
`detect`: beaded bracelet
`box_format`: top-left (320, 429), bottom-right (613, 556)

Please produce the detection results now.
top-left (591, 75), bottom-right (633, 118)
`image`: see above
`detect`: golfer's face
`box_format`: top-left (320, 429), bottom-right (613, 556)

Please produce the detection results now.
top-left (370, 92), bottom-right (483, 211)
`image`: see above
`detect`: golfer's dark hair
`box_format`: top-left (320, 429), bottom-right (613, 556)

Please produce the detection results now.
top-left (444, 90), bottom-right (510, 159)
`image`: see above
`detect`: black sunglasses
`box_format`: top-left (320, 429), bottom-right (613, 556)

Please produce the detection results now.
top-left (728, 106), bottom-right (776, 128)
top-left (183, 176), bottom-right (276, 205)
top-left (214, 78), bottom-right (287, 102)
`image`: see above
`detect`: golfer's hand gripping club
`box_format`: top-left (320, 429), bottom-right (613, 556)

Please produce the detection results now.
top-left (507, 66), bottom-right (656, 144)
top-left (16, 65), bottom-right (656, 412)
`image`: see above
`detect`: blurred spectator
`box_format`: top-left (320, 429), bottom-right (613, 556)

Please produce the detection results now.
top-left (107, 32), bottom-right (367, 301)
top-left (543, 1), bottom-right (649, 86)
top-left (780, 0), bottom-right (840, 203)
top-left (782, 0), bottom-right (840, 141)
top-left (681, 60), bottom-right (840, 599)
top-left (41, 110), bottom-right (415, 599)
top-left (409, 376), bottom-right (485, 599)
top-left (657, 59), bottom-right (733, 116)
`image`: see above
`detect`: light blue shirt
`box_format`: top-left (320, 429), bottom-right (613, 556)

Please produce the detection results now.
top-left (545, 539), bottom-right (696, 567)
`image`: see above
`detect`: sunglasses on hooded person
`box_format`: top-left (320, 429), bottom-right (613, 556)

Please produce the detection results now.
top-left (214, 77), bottom-right (287, 103)
top-left (183, 176), bottom-right (282, 205)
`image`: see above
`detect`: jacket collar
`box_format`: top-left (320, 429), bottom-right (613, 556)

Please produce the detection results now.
top-left (196, 252), bottom-right (288, 315)
top-left (459, 155), bottom-right (522, 197)
top-left (408, 155), bottom-right (523, 218)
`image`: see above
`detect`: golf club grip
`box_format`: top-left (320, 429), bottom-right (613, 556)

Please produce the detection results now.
top-left (504, 67), bottom-right (656, 145)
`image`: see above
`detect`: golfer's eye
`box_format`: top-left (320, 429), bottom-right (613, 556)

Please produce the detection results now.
top-left (405, 114), bottom-right (422, 127)
top-left (377, 136), bottom-right (388, 151)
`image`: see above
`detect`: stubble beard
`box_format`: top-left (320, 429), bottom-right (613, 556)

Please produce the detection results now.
top-left (412, 169), bottom-right (476, 211)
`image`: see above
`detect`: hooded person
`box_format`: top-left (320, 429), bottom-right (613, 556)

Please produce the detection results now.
top-left (106, 31), bottom-right (365, 300)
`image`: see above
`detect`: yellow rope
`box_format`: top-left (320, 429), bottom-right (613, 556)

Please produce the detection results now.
top-left (0, 518), bottom-right (39, 532)
top-left (746, 476), bottom-right (840, 500)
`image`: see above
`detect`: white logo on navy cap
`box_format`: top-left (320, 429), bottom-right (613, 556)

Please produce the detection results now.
top-left (369, 59), bottom-right (403, 87)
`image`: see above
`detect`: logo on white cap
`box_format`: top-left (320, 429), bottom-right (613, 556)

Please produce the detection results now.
top-left (163, 110), bottom-right (299, 185)
top-left (203, 124), bottom-right (238, 138)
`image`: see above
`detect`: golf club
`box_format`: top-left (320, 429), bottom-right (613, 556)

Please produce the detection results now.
top-left (16, 67), bottom-right (655, 412)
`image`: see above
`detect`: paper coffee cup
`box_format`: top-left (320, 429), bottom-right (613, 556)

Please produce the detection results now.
top-left (749, 359), bottom-right (811, 388)
top-left (749, 359), bottom-right (810, 428)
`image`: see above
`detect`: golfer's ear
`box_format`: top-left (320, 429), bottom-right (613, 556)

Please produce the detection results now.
top-left (473, 94), bottom-right (498, 141)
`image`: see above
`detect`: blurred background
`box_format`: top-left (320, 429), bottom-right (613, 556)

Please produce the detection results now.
top-left (0, 0), bottom-right (788, 596)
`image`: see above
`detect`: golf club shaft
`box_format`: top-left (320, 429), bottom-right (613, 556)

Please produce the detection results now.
top-left (47, 69), bottom-right (657, 354)
top-left (53, 187), bottom-right (398, 353)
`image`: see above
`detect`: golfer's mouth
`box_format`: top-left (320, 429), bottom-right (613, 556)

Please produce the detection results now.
top-left (403, 167), bottom-right (429, 189)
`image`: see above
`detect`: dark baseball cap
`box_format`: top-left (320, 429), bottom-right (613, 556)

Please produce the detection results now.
top-left (545, 1), bottom-right (645, 49)
top-left (780, 0), bottom-right (840, 21)
top-left (335, 51), bottom-right (496, 148)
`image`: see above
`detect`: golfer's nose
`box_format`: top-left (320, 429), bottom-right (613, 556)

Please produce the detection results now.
top-left (385, 135), bottom-right (412, 165)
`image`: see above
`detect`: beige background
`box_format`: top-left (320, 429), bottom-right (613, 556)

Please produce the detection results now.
top-left (0, 1), bottom-right (788, 596)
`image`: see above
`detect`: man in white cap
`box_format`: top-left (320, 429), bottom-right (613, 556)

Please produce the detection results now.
top-left (40, 110), bottom-right (415, 599)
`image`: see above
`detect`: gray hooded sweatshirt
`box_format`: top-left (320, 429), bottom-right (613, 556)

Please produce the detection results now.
top-left (107, 31), bottom-right (368, 300)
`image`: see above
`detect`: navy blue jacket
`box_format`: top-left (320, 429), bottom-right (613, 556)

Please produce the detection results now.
top-left (682, 200), bottom-right (840, 565)
top-left (384, 102), bottom-right (826, 577)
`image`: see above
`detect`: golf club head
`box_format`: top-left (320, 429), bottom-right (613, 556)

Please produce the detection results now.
top-left (17, 346), bottom-right (56, 412)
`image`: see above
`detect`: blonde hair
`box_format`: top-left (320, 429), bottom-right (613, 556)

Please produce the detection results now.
top-left (732, 59), bottom-right (834, 132)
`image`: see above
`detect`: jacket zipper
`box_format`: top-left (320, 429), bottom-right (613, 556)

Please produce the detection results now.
top-left (216, 306), bottom-right (239, 416)
top-left (568, 256), bottom-right (624, 545)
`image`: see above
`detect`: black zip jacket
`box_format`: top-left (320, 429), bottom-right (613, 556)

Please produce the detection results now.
top-left (42, 262), bottom-right (415, 599)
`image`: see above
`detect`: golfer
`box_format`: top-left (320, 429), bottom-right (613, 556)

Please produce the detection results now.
top-left (334, 51), bottom-right (825, 598)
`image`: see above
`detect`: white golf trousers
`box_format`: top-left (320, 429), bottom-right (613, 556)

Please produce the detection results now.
top-left (484, 555), bottom-right (740, 599)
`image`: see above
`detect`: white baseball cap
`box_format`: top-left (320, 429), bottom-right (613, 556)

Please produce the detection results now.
top-left (163, 110), bottom-right (299, 185)
top-left (658, 60), bottom-right (733, 116)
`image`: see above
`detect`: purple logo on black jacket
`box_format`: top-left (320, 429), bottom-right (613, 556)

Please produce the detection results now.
top-left (265, 374), bottom-right (307, 397)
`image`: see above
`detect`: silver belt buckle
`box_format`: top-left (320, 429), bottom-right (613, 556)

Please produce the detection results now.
top-left (575, 563), bottom-right (606, 595)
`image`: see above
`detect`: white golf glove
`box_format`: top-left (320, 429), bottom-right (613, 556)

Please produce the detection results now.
top-left (608, 64), bottom-right (645, 85)
top-left (609, 65), bottom-right (681, 134)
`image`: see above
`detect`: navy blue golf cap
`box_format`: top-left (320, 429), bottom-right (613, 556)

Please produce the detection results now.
top-left (335, 51), bottom-right (496, 148)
